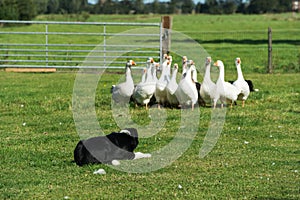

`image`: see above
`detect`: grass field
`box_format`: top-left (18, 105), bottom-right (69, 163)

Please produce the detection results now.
top-left (0, 70), bottom-right (299, 199)
top-left (0, 14), bottom-right (300, 199)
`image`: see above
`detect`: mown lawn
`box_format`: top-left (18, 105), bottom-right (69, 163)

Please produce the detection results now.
top-left (0, 70), bottom-right (299, 199)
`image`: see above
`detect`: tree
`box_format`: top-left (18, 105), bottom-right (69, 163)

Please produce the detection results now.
top-left (47, 0), bottom-right (60, 14)
top-left (0, 0), bottom-right (19, 20)
top-left (199, 2), bottom-right (210, 13)
top-left (248, 0), bottom-right (278, 14)
top-left (152, 0), bottom-right (160, 13)
top-left (157, 2), bottom-right (170, 14)
top-left (236, 1), bottom-right (249, 13)
top-left (222, 0), bottom-right (237, 14)
top-left (195, 2), bottom-right (201, 13)
top-left (276, 0), bottom-right (292, 12)
top-left (117, 0), bottom-right (134, 14)
top-left (69, 0), bottom-right (82, 13)
top-left (169, 0), bottom-right (177, 14)
top-left (181, 0), bottom-right (195, 14)
top-left (204, 0), bottom-right (221, 14)
top-left (134, 0), bottom-right (144, 14)
top-left (34, 0), bottom-right (48, 14)
top-left (102, 0), bottom-right (116, 14)
top-left (59, 0), bottom-right (82, 14)
top-left (17, 0), bottom-right (37, 20)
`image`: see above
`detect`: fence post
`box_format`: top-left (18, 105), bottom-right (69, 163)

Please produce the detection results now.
top-left (161, 16), bottom-right (172, 57)
top-left (103, 23), bottom-right (106, 67)
top-left (268, 27), bottom-right (273, 73)
top-left (45, 23), bottom-right (48, 67)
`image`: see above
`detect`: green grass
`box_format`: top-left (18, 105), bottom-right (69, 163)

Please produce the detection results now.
top-left (171, 14), bottom-right (300, 73)
top-left (0, 13), bottom-right (300, 199)
top-left (0, 70), bottom-right (299, 199)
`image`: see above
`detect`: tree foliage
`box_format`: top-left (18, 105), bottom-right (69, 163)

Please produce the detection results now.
top-left (248, 0), bottom-right (292, 14)
top-left (0, 0), bottom-right (19, 20)
top-left (0, 0), bottom-right (37, 20)
top-left (17, 0), bottom-right (37, 20)
top-left (46, 0), bottom-right (60, 14)
top-left (0, 0), bottom-right (295, 21)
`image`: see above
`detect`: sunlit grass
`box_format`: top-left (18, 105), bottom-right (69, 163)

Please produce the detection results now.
top-left (0, 70), bottom-right (299, 199)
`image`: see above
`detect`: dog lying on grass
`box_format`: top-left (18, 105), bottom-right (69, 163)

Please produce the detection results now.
top-left (74, 128), bottom-right (151, 166)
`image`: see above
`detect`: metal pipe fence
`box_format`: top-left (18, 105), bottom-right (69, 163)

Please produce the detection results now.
top-left (0, 20), bottom-right (162, 69)
top-left (1, 20), bottom-right (298, 72)
top-left (180, 28), bottom-right (299, 73)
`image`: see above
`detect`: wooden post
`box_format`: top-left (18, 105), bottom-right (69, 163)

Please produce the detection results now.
top-left (268, 27), bottom-right (273, 73)
top-left (161, 16), bottom-right (172, 56)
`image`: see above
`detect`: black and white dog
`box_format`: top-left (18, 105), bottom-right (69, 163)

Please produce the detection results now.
top-left (74, 128), bottom-right (151, 166)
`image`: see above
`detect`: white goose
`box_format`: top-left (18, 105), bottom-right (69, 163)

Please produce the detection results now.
top-left (111, 60), bottom-right (136, 104)
top-left (212, 60), bottom-right (240, 108)
top-left (167, 55), bottom-right (173, 67)
top-left (132, 58), bottom-right (157, 110)
top-left (191, 61), bottom-right (198, 83)
top-left (200, 57), bottom-right (215, 105)
top-left (181, 56), bottom-right (188, 79)
top-left (176, 60), bottom-right (198, 110)
top-left (155, 55), bottom-right (171, 108)
top-left (166, 63), bottom-right (179, 107)
top-left (232, 58), bottom-right (250, 107)
top-left (140, 68), bottom-right (147, 83)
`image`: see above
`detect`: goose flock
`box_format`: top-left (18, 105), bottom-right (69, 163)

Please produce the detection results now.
top-left (111, 55), bottom-right (256, 109)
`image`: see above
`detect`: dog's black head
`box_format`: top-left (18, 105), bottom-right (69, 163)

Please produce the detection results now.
top-left (120, 128), bottom-right (138, 138)
top-left (106, 128), bottom-right (139, 152)
top-left (119, 128), bottom-right (139, 151)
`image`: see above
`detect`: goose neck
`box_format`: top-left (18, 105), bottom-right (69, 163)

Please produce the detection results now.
top-left (172, 69), bottom-right (178, 80)
top-left (126, 67), bottom-right (132, 80)
top-left (204, 63), bottom-right (211, 81)
top-left (236, 64), bottom-right (244, 80)
top-left (218, 65), bottom-right (225, 81)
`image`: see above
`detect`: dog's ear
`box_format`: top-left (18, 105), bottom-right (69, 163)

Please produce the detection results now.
top-left (127, 128), bottom-right (139, 149)
top-left (120, 129), bottom-right (131, 135)
top-left (124, 128), bottom-right (138, 138)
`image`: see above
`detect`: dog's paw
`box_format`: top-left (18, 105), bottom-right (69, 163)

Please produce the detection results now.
top-left (112, 160), bottom-right (120, 166)
top-left (93, 168), bottom-right (106, 175)
top-left (134, 152), bottom-right (152, 159)
top-left (143, 153), bottom-right (151, 158)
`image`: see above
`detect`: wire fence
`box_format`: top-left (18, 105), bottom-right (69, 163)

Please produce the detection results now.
top-left (180, 28), bottom-right (300, 73)
top-left (0, 20), bottom-right (162, 70)
top-left (0, 20), bottom-right (299, 72)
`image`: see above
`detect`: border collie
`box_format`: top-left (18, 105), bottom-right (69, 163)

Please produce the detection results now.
top-left (74, 128), bottom-right (151, 166)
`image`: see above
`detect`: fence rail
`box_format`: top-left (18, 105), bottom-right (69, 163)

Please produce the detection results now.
top-left (0, 20), bottom-right (162, 70)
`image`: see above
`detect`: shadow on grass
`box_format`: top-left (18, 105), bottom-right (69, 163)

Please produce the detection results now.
top-left (195, 39), bottom-right (300, 45)
top-left (255, 198), bottom-right (297, 200)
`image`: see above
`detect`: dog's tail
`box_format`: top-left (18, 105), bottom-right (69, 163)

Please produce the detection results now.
top-left (74, 141), bottom-right (86, 166)
top-left (111, 85), bottom-right (115, 93)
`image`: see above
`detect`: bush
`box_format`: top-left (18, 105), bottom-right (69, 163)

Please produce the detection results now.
top-left (0, 0), bottom-right (37, 21)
